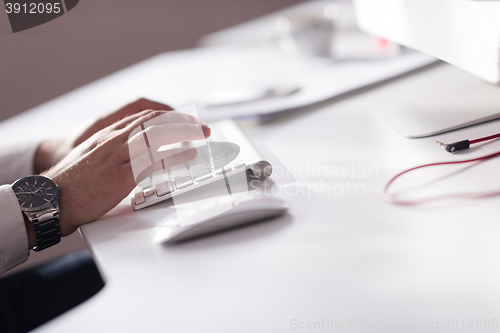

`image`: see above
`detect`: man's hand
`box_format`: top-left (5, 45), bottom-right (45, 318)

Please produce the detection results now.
top-left (25, 106), bottom-right (211, 247)
top-left (34, 98), bottom-right (175, 174)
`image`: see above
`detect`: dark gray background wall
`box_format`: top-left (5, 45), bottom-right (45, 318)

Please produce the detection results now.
top-left (0, 0), bottom-right (302, 122)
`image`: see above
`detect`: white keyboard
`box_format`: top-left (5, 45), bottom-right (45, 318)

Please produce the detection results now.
top-left (130, 119), bottom-right (272, 210)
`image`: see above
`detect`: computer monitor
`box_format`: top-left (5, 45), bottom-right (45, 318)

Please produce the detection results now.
top-left (353, 0), bottom-right (500, 138)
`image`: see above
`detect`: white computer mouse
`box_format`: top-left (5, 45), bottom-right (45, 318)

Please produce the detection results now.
top-left (153, 193), bottom-right (289, 244)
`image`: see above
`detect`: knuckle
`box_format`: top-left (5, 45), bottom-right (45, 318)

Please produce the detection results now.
top-left (150, 110), bottom-right (164, 117)
top-left (145, 110), bottom-right (164, 120)
top-left (147, 110), bottom-right (167, 121)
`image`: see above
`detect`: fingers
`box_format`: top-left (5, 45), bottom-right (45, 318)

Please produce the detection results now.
top-left (128, 145), bottom-right (198, 182)
top-left (117, 109), bottom-right (211, 160)
top-left (132, 148), bottom-right (198, 184)
top-left (114, 109), bottom-right (168, 131)
top-left (131, 123), bottom-right (208, 150)
top-left (115, 109), bottom-right (209, 132)
top-left (126, 122), bottom-right (206, 177)
top-left (69, 99), bottom-right (172, 150)
top-left (114, 108), bottom-right (211, 184)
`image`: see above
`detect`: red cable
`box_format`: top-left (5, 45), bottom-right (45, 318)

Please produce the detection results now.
top-left (383, 150), bottom-right (500, 205)
top-left (470, 133), bottom-right (500, 145)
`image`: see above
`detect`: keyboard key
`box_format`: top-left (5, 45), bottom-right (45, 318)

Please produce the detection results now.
top-left (175, 177), bottom-right (194, 189)
top-left (214, 165), bottom-right (232, 175)
top-left (195, 173), bottom-right (213, 182)
top-left (143, 189), bottom-right (155, 197)
top-left (156, 181), bottom-right (174, 196)
top-left (134, 191), bottom-right (146, 205)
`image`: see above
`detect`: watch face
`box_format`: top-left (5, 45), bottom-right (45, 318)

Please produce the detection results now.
top-left (12, 176), bottom-right (59, 212)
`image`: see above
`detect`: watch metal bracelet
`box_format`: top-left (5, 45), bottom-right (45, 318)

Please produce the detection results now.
top-left (28, 207), bottom-right (61, 252)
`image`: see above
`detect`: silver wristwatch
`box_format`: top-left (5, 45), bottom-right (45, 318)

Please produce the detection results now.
top-left (11, 175), bottom-right (61, 252)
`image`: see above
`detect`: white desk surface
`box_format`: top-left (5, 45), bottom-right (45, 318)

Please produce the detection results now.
top-left (3, 49), bottom-right (500, 332)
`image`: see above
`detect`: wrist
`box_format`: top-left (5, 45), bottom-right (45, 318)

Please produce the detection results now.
top-left (42, 172), bottom-right (75, 237)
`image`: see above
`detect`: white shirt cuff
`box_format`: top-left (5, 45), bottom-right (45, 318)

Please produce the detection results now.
top-left (0, 185), bottom-right (29, 275)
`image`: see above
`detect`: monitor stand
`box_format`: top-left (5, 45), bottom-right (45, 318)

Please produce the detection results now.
top-left (379, 64), bottom-right (500, 138)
